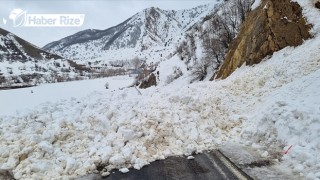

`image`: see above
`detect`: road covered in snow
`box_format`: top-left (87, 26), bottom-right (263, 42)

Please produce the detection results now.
top-left (0, 1), bottom-right (320, 179)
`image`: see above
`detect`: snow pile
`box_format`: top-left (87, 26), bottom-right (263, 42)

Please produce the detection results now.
top-left (157, 55), bottom-right (189, 86)
top-left (241, 70), bottom-right (320, 179)
top-left (0, 0), bottom-right (319, 179)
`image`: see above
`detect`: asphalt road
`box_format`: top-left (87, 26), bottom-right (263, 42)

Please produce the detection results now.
top-left (0, 150), bottom-right (253, 180)
top-left (99, 150), bottom-right (253, 180)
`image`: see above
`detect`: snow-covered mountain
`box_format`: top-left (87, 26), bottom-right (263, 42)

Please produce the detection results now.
top-left (0, 28), bottom-right (94, 88)
top-left (43, 3), bottom-right (221, 61)
top-left (0, 28), bottom-right (61, 62)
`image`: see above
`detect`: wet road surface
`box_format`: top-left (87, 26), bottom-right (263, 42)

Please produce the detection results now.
top-left (94, 150), bottom-right (253, 180)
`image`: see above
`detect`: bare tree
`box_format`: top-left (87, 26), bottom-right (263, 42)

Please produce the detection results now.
top-left (175, 0), bottom-right (254, 82)
top-left (191, 58), bottom-right (210, 82)
top-left (236, 0), bottom-right (254, 23)
top-left (131, 57), bottom-right (142, 70)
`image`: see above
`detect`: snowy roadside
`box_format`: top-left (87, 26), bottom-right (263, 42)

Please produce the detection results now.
top-left (0, 1), bottom-right (320, 179)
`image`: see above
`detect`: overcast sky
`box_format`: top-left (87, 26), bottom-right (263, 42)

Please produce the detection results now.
top-left (0, 0), bottom-right (213, 47)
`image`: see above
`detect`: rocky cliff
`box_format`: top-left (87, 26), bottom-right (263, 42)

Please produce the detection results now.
top-left (215, 0), bottom-right (311, 79)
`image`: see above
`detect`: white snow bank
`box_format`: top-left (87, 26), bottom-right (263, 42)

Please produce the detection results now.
top-left (241, 68), bottom-right (320, 179)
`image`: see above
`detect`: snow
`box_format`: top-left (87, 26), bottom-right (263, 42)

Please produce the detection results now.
top-left (0, 1), bottom-right (320, 180)
top-left (187, 156), bottom-right (195, 160)
top-left (157, 55), bottom-right (189, 86)
top-left (119, 168), bottom-right (129, 173)
top-left (0, 31), bottom-right (84, 88)
top-left (44, 2), bottom-right (222, 64)
top-left (242, 69), bottom-right (320, 179)
top-left (0, 75), bottom-right (134, 116)
top-left (251, 0), bottom-right (261, 10)
top-left (101, 171), bottom-right (110, 177)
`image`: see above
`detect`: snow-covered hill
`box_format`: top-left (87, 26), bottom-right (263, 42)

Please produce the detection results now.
top-left (0, 28), bottom-right (83, 88)
top-left (0, 28), bottom-right (132, 88)
top-left (43, 3), bottom-right (221, 62)
top-left (0, 28), bottom-right (61, 62)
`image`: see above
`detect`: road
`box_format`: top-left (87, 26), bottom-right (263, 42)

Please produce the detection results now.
top-left (0, 150), bottom-right (253, 180)
top-left (96, 150), bottom-right (253, 180)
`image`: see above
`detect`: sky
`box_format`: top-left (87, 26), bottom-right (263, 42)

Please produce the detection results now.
top-left (0, 0), bottom-right (214, 47)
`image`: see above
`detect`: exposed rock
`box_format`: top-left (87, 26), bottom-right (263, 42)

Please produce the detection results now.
top-left (316, 1), bottom-right (320, 9)
top-left (139, 73), bottom-right (157, 89)
top-left (215, 0), bottom-right (311, 79)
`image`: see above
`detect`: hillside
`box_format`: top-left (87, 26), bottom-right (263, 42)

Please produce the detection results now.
top-left (43, 3), bottom-right (221, 62)
top-left (0, 28), bottom-right (77, 88)
top-left (0, 28), bottom-right (131, 89)
top-left (42, 0), bottom-right (254, 87)
top-left (0, 28), bottom-right (62, 62)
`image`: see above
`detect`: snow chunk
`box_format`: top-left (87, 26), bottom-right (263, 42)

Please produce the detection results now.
top-left (187, 156), bottom-right (195, 160)
top-left (119, 168), bottom-right (129, 173)
top-left (109, 154), bottom-right (126, 166)
top-left (37, 141), bottom-right (53, 154)
top-left (101, 171), bottom-right (110, 177)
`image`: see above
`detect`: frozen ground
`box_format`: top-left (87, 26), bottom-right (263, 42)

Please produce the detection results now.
top-left (0, 0), bottom-right (320, 179)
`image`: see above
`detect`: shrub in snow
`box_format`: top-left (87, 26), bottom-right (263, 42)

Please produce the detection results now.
top-left (191, 59), bottom-right (210, 82)
top-left (131, 56), bottom-right (143, 70)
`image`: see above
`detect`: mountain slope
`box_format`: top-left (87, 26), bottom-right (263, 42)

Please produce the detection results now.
top-left (43, 3), bottom-right (221, 61)
top-left (0, 28), bottom-right (62, 62)
top-left (0, 28), bottom-right (91, 88)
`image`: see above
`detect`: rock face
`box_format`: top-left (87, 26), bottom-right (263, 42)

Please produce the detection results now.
top-left (139, 73), bottom-right (157, 89)
top-left (215, 0), bottom-right (311, 79)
